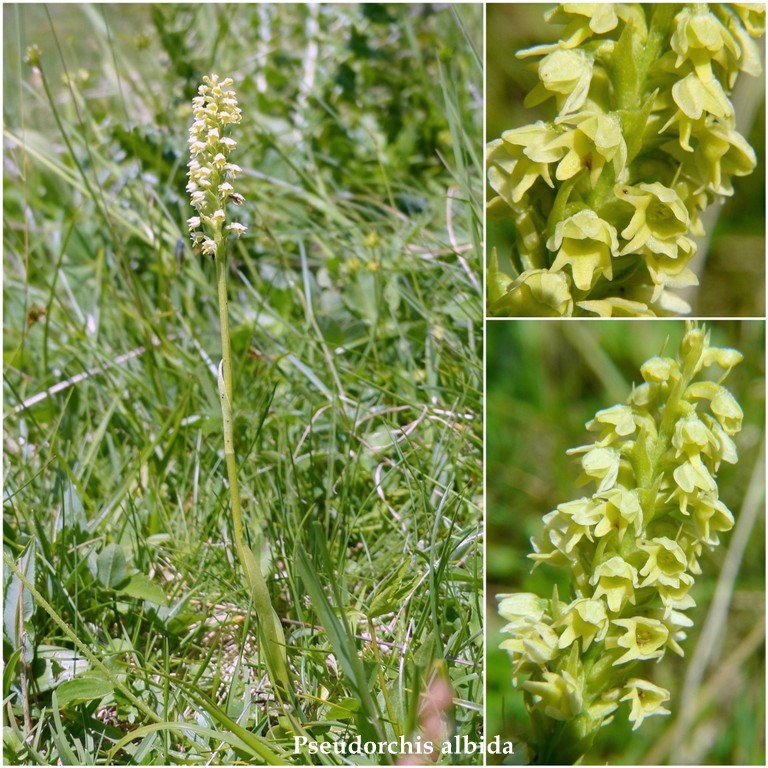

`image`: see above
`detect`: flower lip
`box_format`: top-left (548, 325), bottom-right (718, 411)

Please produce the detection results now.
top-left (590, 555), bottom-right (638, 613)
top-left (638, 537), bottom-right (688, 588)
top-left (547, 210), bottom-right (620, 292)
top-left (616, 183), bottom-right (693, 260)
top-left (556, 597), bottom-right (609, 652)
top-left (612, 617), bottom-right (669, 665)
top-left (621, 678), bottom-right (671, 730)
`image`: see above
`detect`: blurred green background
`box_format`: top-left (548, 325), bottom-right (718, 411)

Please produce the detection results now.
top-left (487, 4), bottom-right (766, 317)
top-left (486, 321), bottom-right (765, 765)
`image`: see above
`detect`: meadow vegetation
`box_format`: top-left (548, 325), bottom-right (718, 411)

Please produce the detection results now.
top-left (3, 4), bottom-right (483, 764)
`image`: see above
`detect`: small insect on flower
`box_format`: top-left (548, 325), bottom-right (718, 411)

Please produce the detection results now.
top-left (230, 192), bottom-right (245, 205)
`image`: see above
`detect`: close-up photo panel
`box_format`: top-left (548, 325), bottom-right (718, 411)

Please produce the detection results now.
top-left (487, 4), bottom-right (766, 318)
top-left (487, 320), bottom-right (765, 765)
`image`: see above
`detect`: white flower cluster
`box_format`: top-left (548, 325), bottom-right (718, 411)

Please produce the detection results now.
top-left (488, 4), bottom-right (765, 317)
top-left (499, 325), bottom-right (744, 755)
top-left (187, 74), bottom-right (246, 257)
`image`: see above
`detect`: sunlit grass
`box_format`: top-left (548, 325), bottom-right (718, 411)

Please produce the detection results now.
top-left (3, 4), bottom-right (483, 764)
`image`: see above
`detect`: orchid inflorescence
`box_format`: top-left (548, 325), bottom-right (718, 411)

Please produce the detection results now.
top-left (487, 4), bottom-right (765, 317)
top-left (499, 324), bottom-right (744, 762)
top-left (187, 74), bottom-right (247, 257)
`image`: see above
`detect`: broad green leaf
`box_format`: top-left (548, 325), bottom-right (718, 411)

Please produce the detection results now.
top-left (367, 561), bottom-right (418, 618)
top-left (96, 543), bottom-right (128, 589)
top-left (118, 573), bottom-right (167, 605)
top-left (55, 676), bottom-right (114, 708)
top-left (32, 645), bottom-right (89, 694)
top-left (60, 478), bottom-right (86, 538)
top-left (240, 545), bottom-right (290, 693)
top-left (3, 545), bottom-right (35, 656)
top-left (325, 697), bottom-right (361, 722)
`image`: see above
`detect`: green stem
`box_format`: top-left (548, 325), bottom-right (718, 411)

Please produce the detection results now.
top-left (214, 243), bottom-right (292, 699)
top-left (367, 618), bottom-right (401, 739)
top-left (531, 714), bottom-right (597, 765)
top-left (215, 251), bottom-right (242, 556)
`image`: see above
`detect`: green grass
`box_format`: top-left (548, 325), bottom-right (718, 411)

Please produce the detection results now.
top-left (486, 321), bottom-right (765, 765)
top-left (3, 4), bottom-right (483, 764)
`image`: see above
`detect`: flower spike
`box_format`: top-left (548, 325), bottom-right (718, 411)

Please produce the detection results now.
top-left (187, 74), bottom-right (247, 252)
top-left (499, 324), bottom-right (744, 762)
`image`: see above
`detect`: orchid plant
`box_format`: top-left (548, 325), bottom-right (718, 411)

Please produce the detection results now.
top-left (187, 75), bottom-right (291, 698)
top-left (499, 323), bottom-right (744, 763)
top-left (487, 4), bottom-right (765, 317)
